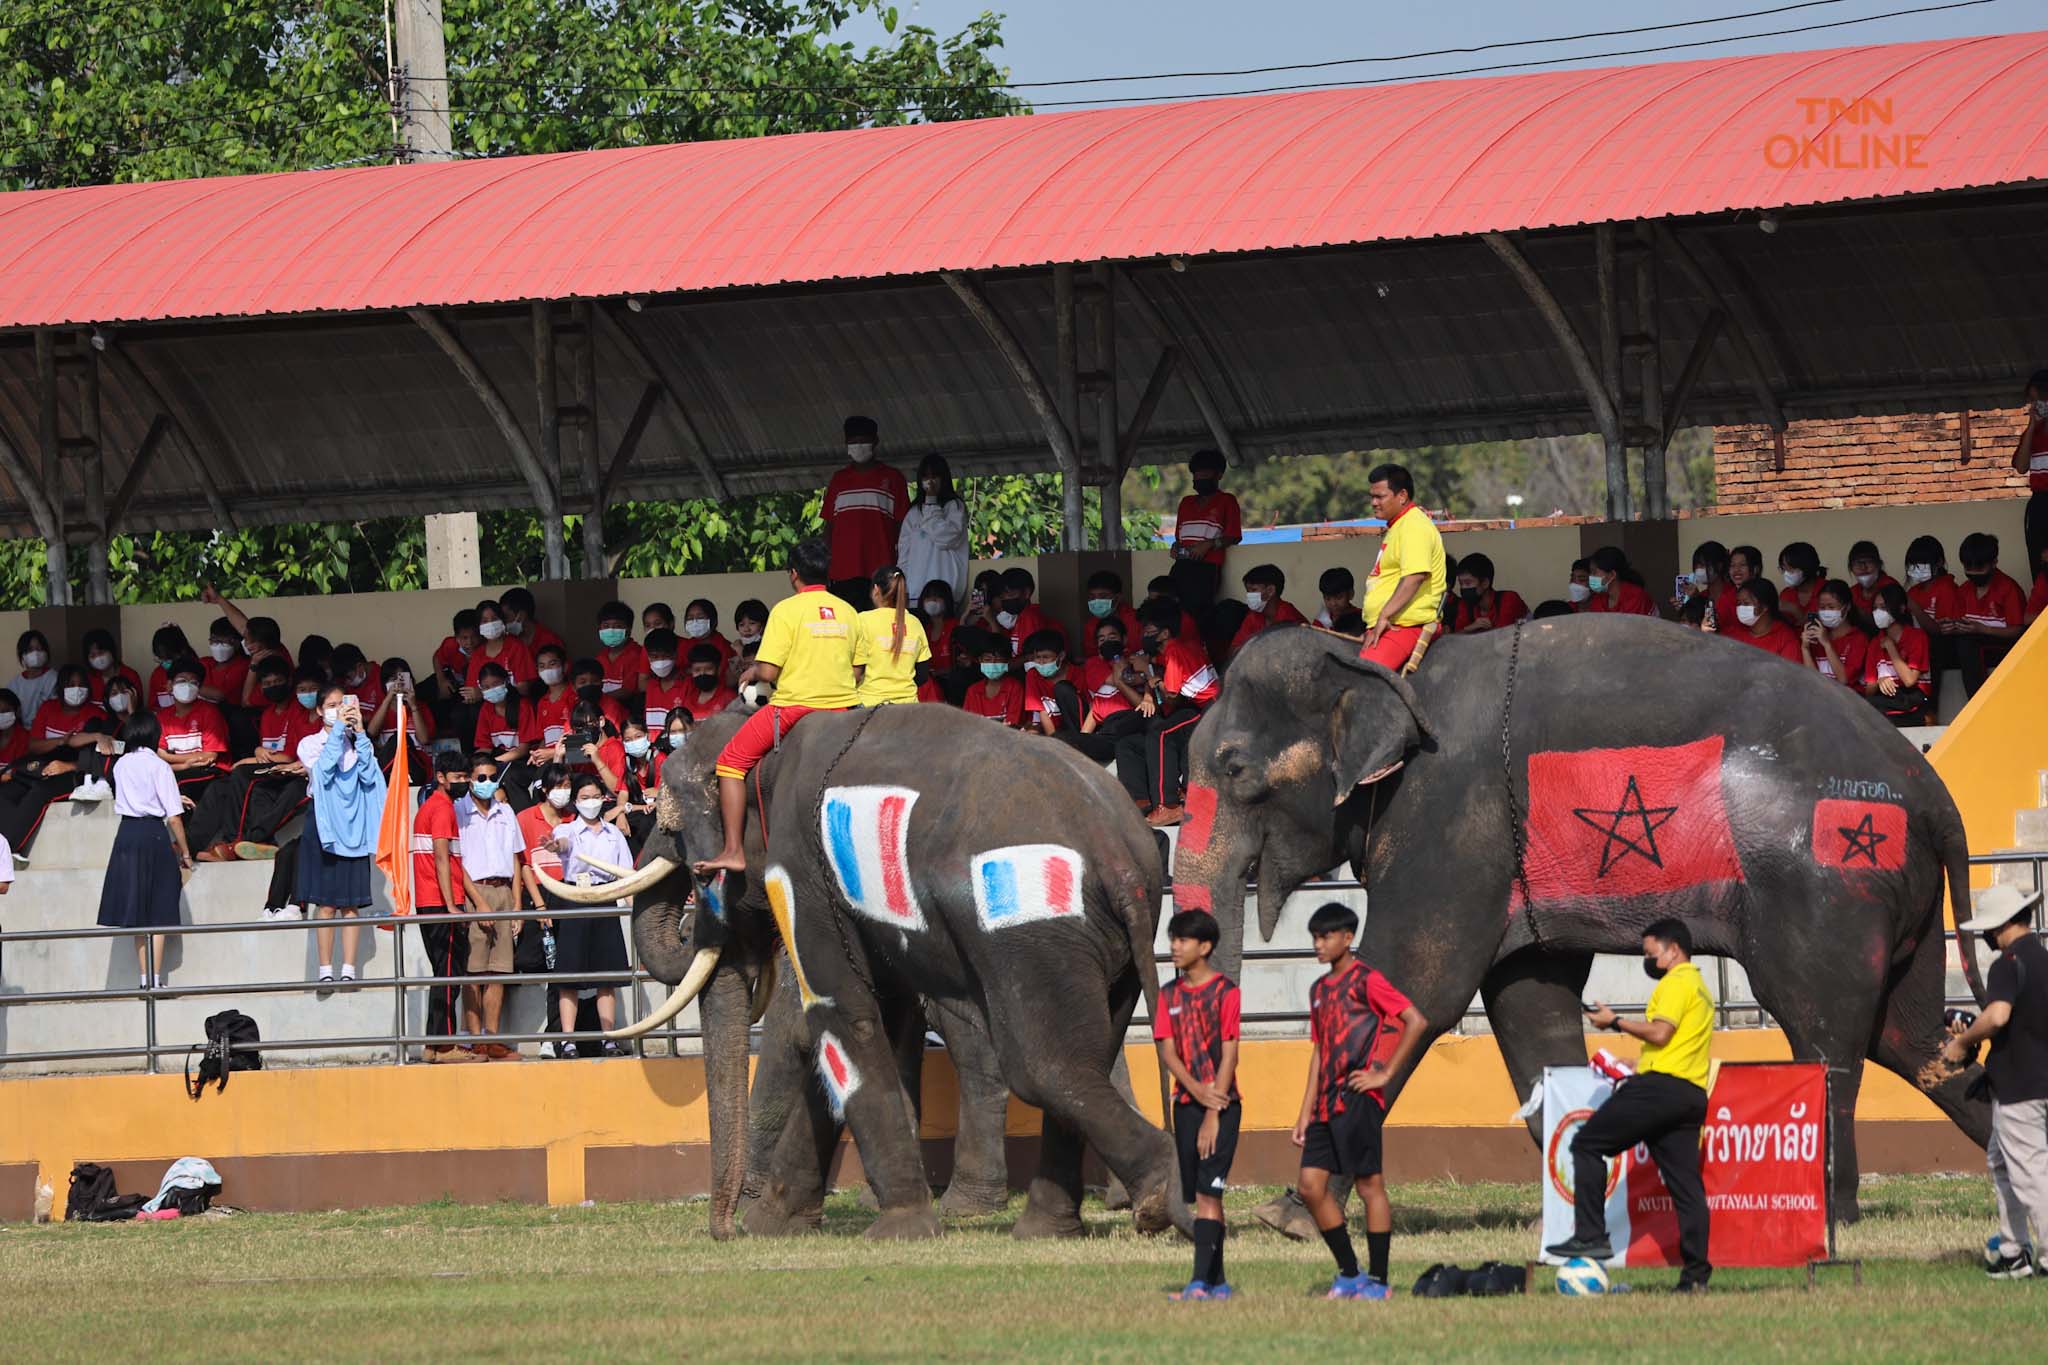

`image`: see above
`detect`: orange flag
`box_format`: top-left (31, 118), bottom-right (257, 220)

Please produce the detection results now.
top-left (372, 694), bottom-right (414, 929)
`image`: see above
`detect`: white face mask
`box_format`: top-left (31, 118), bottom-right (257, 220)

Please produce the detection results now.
top-left (575, 797), bottom-right (606, 820)
top-left (922, 598), bottom-right (945, 615)
top-left (478, 619), bottom-right (505, 641)
top-left (847, 442), bottom-right (875, 464)
top-left (737, 626), bottom-right (761, 645)
top-left (89, 653), bottom-right (114, 672)
top-left (547, 787), bottom-right (573, 810)
top-left (21, 650), bottom-right (46, 670)
top-left (1688, 569), bottom-right (1709, 588)
top-left (504, 619), bottom-right (525, 636)
top-left (1735, 604), bottom-right (1760, 626)
top-left (1905, 564), bottom-right (1933, 585)
top-left (1871, 608), bottom-right (1895, 630)
top-left (1818, 608), bottom-right (1845, 629)
top-left (209, 641), bottom-right (237, 663)
top-left (1244, 590), bottom-right (1267, 611)
top-left (62, 686), bottom-right (88, 707)
top-left (324, 706), bottom-right (341, 725)
top-left (1853, 571), bottom-right (1877, 588)
top-left (996, 610), bottom-right (1018, 629)
top-left (683, 619), bottom-right (712, 639)
top-left (2033, 399), bottom-right (2048, 419)
top-left (0, 711), bottom-right (14, 730)
top-left (538, 666), bottom-right (564, 687)
top-left (171, 681), bottom-right (199, 705)
top-left (1566, 582), bottom-right (1590, 604)
top-left (649, 658), bottom-right (675, 678)
top-left (1780, 569), bottom-right (1805, 588)
top-left (107, 693), bottom-right (131, 714)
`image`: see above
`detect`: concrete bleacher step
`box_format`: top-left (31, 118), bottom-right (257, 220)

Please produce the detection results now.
top-left (2016, 808), bottom-right (2048, 851)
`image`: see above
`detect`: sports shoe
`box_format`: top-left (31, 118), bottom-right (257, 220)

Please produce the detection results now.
top-left (1545, 1236), bottom-right (1614, 1261)
top-left (233, 841), bottom-right (278, 861)
top-left (1168, 1281), bottom-right (1211, 1301)
top-left (1204, 1282), bottom-right (1234, 1301)
top-left (601, 1039), bottom-right (626, 1058)
top-left (425, 1046), bottom-right (479, 1064)
top-left (316, 973), bottom-right (335, 1000)
top-left (1327, 1273), bottom-right (1389, 1300)
top-left (274, 905), bottom-right (304, 921)
top-left (1987, 1247), bottom-right (2036, 1280)
top-left (259, 908), bottom-right (279, 922)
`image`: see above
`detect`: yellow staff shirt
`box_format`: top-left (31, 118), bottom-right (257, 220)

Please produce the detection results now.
top-left (1637, 960), bottom-right (1714, 1090)
top-left (852, 607), bottom-right (931, 706)
top-left (1362, 504), bottom-right (1447, 628)
top-left (757, 586), bottom-right (859, 709)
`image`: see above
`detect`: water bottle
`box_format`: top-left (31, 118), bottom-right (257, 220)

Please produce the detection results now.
top-left (543, 927), bottom-right (557, 970)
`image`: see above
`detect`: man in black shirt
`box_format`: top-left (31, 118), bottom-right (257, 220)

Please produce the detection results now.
top-left (1945, 885), bottom-right (2048, 1280)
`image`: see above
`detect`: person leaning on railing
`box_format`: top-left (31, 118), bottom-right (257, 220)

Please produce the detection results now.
top-left (96, 712), bottom-right (194, 994)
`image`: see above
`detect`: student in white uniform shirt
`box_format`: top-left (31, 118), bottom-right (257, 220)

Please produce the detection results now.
top-left (548, 776), bottom-right (632, 1056)
top-left (96, 714), bottom-right (194, 991)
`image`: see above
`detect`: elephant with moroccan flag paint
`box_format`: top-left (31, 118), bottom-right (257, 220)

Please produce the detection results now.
top-left (1172, 615), bottom-right (1988, 1219)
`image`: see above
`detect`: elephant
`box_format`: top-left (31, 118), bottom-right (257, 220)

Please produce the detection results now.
top-left (1172, 615), bottom-right (1988, 1218)
top-left (547, 702), bottom-right (1182, 1240)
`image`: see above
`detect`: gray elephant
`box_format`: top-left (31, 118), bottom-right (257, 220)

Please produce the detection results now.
top-left (547, 702), bottom-right (1181, 1239)
top-left (1172, 616), bottom-right (1987, 1218)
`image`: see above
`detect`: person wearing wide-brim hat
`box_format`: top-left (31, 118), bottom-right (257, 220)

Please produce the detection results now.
top-left (1945, 884), bottom-right (2048, 1279)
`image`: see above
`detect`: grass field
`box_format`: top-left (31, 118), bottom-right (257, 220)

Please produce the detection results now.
top-left (2, 1175), bottom-right (2040, 1361)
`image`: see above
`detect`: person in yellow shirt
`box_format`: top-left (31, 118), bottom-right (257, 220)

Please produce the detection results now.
top-left (695, 538), bottom-right (857, 875)
top-left (1548, 918), bottom-right (1715, 1291)
top-left (852, 565), bottom-right (931, 706)
top-left (1359, 463), bottom-right (1447, 671)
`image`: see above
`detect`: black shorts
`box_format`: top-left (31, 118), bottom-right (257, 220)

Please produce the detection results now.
top-left (1174, 1099), bottom-right (1242, 1203)
top-left (1301, 1097), bottom-right (1384, 1179)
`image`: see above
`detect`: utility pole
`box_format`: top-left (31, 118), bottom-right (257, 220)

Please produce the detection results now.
top-left (394, 0), bottom-right (487, 587)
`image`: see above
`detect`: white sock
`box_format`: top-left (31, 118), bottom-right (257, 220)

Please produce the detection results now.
top-left (318, 963), bottom-right (333, 978)
top-left (139, 975), bottom-right (149, 989)
top-left (340, 965), bottom-right (357, 980)
top-left (154, 976), bottom-right (166, 990)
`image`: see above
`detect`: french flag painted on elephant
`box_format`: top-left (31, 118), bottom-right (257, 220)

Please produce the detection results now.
top-left (972, 844), bottom-right (1086, 932)
top-left (1518, 737), bottom-right (1744, 904)
top-left (821, 785), bottom-right (927, 930)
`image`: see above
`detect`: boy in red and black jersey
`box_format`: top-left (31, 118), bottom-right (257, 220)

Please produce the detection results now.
top-left (1152, 908), bottom-right (1241, 1301)
top-left (1293, 902), bottom-right (1430, 1299)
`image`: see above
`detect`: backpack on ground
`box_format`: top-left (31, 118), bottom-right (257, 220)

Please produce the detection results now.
top-left (144, 1157), bottom-right (224, 1216)
top-left (64, 1162), bottom-right (148, 1221)
top-left (185, 1010), bottom-right (262, 1099)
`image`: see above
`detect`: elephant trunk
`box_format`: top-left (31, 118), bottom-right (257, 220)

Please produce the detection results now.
top-left (631, 896), bottom-right (695, 987)
top-left (1171, 809), bottom-right (1256, 985)
top-left (699, 957), bottom-right (753, 1240)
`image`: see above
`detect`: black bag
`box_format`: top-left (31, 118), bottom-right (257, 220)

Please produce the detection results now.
top-left (185, 1010), bottom-right (262, 1099)
top-left (1412, 1263), bottom-right (1469, 1298)
top-left (161, 1181), bottom-right (222, 1216)
top-left (65, 1163), bottom-right (148, 1222)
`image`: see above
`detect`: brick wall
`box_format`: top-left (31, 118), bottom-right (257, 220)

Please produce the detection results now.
top-left (1713, 410), bottom-right (2031, 513)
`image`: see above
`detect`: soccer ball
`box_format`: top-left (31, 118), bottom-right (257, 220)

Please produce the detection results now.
top-left (1556, 1257), bottom-right (1609, 1296)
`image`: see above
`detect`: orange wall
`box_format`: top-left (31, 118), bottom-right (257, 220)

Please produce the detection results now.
top-left (1928, 617), bottom-right (2048, 886)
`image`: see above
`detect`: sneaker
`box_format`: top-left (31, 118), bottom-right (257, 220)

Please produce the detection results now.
top-left (1204, 1283), bottom-right (1234, 1301)
top-left (12, 852), bottom-right (27, 868)
top-left (274, 906), bottom-right (304, 921)
top-left (233, 841), bottom-right (279, 861)
top-left (1673, 1279), bottom-right (1710, 1294)
top-left (1545, 1236), bottom-right (1614, 1261)
top-left (68, 778), bottom-right (107, 802)
top-left (425, 1046), bottom-right (479, 1064)
top-left (1988, 1247), bottom-right (2035, 1280)
top-left (259, 909), bottom-right (279, 922)
top-left (558, 1041), bottom-right (580, 1060)
top-left (1326, 1273), bottom-right (1389, 1300)
top-left (601, 1039), bottom-right (625, 1059)
top-left (316, 973), bottom-right (335, 999)
top-left (1168, 1281), bottom-right (1211, 1301)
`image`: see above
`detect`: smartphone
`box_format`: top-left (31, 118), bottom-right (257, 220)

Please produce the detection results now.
top-left (1673, 573), bottom-right (1690, 601)
top-left (109, 739), bottom-right (127, 755)
top-left (397, 672), bottom-right (414, 690)
top-left (1580, 1001), bottom-right (1599, 1013)
top-left (343, 694), bottom-right (360, 709)
top-left (969, 590), bottom-right (985, 607)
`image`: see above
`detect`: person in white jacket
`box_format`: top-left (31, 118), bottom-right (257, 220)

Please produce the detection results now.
top-left (897, 454), bottom-right (969, 602)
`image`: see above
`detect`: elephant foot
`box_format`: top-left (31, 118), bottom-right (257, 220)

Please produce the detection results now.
top-left (855, 1183), bottom-right (881, 1213)
top-left (865, 1205), bottom-right (944, 1240)
top-left (1100, 1175), bottom-right (1132, 1211)
top-left (1011, 1203), bottom-right (1086, 1239)
top-left (939, 1179), bottom-right (1010, 1218)
top-left (1130, 1174), bottom-right (1180, 1237)
top-left (1251, 1188), bottom-right (1320, 1242)
top-left (742, 1185), bottom-right (824, 1238)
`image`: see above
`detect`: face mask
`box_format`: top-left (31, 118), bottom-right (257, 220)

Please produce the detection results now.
top-left (690, 671), bottom-right (718, 688)
top-left (1031, 660), bottom-right (1061, 678)
top-left (261, 682), bottom-right (291, 704)
top-left (1688, 569), bottom-right (1709, 588)
top-left (737, 627), bottom-right (761, 645)
top-left (479, 619), bottom-right (505, 641)
top-left (922, 477), bottom-right (941, 495)
top-left (1099, 641), bottom-right (1124, 660)
top-left (172, 681), bottom-right (199, 705)
top-left (2033, 399), bottom-right (2048, 419)
top-left (1191, 477), bottom-right (1219, 496)
top-left (324, 706), bottom-right (341, 725)
top-left (1966, 570), bottom-right (1993, 586)
top-left (1818, 608), bottom-right (1845, 629)
top-left (1854, 571), bottom-right (1877, 588)
top-left (505, 619), bottom-right (525, 636)
top-left (107, 694), bottom-right (131, 715)
top-left (89, 652), bottom-right (113, 671)
top-left (209, 641), bottom-right (236, 663)
top-left (470, 778), bottom-right (500, 800)
top-left (922, 599), bottom-right (947, 616)
top-left (62, 686), bottom-right (88, 707)
top-left (21, 650), bottom-right (47, 670)
top-left (624, 737), bottom-right (652, 758)
top-left (547, 787), bottom-right (573, 810)
top-left (482, 684), bottom-right (509, 705)
top-left (0, 711), bottom-right (14, 730)
top-left (1905, 564), bottom-right (1933, 585)
top-left (447, 781), bottom-right (469, 799)
top-left (242, 639), bottom-right (254, 656)
top-left (295, 689), bottom-right (319, 709)
top-left (638, 658), bottom-right (671, 680)
top-left (158, 657), bottom-right (176, 674)
top-left (979, 662), bottom-right (1008, 680)
top-left (667, 731), bottom-right (688, 750)
top-left (1586, 575), bottom-right (1607, 593)
top-left (1566, 583), bottom-right (1590, 604)
top-left (1872, 608), bottom-right (1895, 630)
top-left (576, 797), bottom-right (606, 820)
top-left (599, 627), bottom-right (628, 649)
top-left (847, 442), bottom-right (875, 464)
top-left (538, 666), bottom-right (564, 687)
top-left (996, 610), bottom-right (1018, 629)
top-left (1642, 955), bottom-right (1668, 981)
top-left (683, 619), bottom-right (711, 639)
top-left (1735, 604), bottom-right (1759, 626)
top-left (1141, 633), bottom-right (1166, 656)
top-left (1458, 586), bottom-right (1480, 605)
top-left (1781, 569), bottom-right (1805, 588)
top-left (1077, 597), bottom-right (1113, 620)
top-left (1244, 590), bottom-right (1267, 611)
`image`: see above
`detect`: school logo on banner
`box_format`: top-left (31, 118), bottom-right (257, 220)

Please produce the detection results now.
top-left (820, 785), bottom-right (926, 931)
top-left (972, 844), bottom-right (1086, 932)
top-left (1809, 798), bottom-right (1906, 871)
top-left (763, 865), bottom-right (830, 1010)
top-left (1519, 737), bottom-right (1744, 904)
top-left (815, 1030), bottom-right (860, 1119)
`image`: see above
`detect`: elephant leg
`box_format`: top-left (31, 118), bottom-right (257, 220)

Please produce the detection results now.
top-left (1099, 1051), bottom-right (1138, 1212)
top-left (926, 998), bottom-right (1013, 1218)
top-left (744, 1071), bottom-right (838, 1237)
top-left (1014, 1114), bottom-right (1089, 1240)
top-left (858, 995), bottom-right (932, 1212)
top-left (1868, 922), bottom-right (1991, 1147)
top-left (740, 952), bottom-right (813, 1209)
top-left (1481, 950), bottom-right (1596, 1145)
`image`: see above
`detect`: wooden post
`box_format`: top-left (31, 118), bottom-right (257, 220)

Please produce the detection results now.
top-left (532, 303), bottom-right (568, 581)
top-left (1596, 224), bottom-right (1630, 522)
top-left (1091, 263), bottom-right (1117, 552)
top-left (1634, 223), bottom-right (1666, 520)
top-left (34, 329), bottom-right (69, 606)
top-left (572, 301), bottom-right (605, 578)
top-left (80, 338), bottom-right (110, 604)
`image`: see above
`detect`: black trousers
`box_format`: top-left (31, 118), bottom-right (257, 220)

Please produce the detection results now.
top-left (1114, 703), bottom-right (1207, 808)
top-left (414, 906), bottom-right (469, 1043)
top-left (1866, 687), bottom-right (1931, 727)
top-left (1572, 1072), bottom-right (1711, 1285)
top-left (2025, 489), bottom-right (2048, 579)
top-left (1953, 634), bottom-right (2012, 697)
top-left (1168, 558), bottom-right (1222, 619)
top-left (1055, 708), bottom-right (1147, 765)
top-left (186, 766), bottom-right (307, 850)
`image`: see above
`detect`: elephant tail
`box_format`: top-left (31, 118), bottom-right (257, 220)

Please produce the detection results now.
top-left (1117, 879), bottom-right (1173, 1124)
top-left (1940, 804), bottom-right (1986, 1007)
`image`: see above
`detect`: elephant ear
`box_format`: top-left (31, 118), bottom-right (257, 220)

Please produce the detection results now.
top-left (1317, 650), bottom-right (1436, 797)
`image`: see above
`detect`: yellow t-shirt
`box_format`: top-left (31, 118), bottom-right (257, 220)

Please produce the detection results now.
top-left (1362, 504), bottom-right (1447, 628)
top-left (1637, 960), bottom-right (1714, 1090)
top-left (757, 586), bottom-right (858, 709)
top-left (852, 607), bottom-right (931, 706)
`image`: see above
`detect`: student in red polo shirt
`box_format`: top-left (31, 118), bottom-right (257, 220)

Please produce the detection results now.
top-left (1226, 564), bottom-right (1309, 659)
top-left (679, 599), bottom-right (735, 676)
top-left (1021, 630), bottom-right (1079, 735)
top-left (463, 599), bottom-right (536, 700)
top-left (1676, 540), bottom-right (1737, 621)
top-left (499, 586), bottom-right (566, 658)
top-left (201, 616), bottom-right (251, 708)
top-left (1169, 448), bottom-right (1242, 618)
top-left (1799, 580), bottom-right (1870, 689)
top-left (918, 581), bottom-right (960, 676)
top-left (1055, 616), bottom-right (1149, 765)
top-left (823, 414), bottom-right (910, 603)
top-left (1082, 570), bottom-right (1143, 652)
top-left (472, 661), bottom-right (542, 773)
top-left (414, 752), bottom-right (476, 1063)
top-left (2010, 368), bottom-right (2048, 572)
top-left (82, 628), bottom-right (143, 706)
top-left (676, 644), bottom-right (738, 723)
top-left (994, 567), bottom-right (1066, 663)
top-left (1864, 583), bottom-right (1934, 726)
top-left (1582, 547), bottom-right (1657, 617)
top-left (0, 665), bottom-right (114, 859)
top-left (1119, 602), bottom-right (1219, 828)
top-left (1902, 536), bottom-right (1963, 631)
top-left (1449, 553), bottom-right (1529, 635)
top-left (189, 656), bottom-right (321, 862)
top-left (594, 600), bottom-right (649, 697)
top-left (156, 656), bottom-right (231, 800)
top-left (962, 634), bottom-right (1025, 728)
top-left (146, 625), bottom-right (196, 712)
top-left (1729, 580), bottom-right (1804, 663)
top-left (1945, 532), bottom-right (2027, 696)
top-left (1845, 541), bottom-right (1901, 617)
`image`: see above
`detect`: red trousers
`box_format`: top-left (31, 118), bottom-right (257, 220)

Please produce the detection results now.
top-left (1358, 623), bottom-right (1425, 671)
top-left (714, 704), bottom-right (838, 779)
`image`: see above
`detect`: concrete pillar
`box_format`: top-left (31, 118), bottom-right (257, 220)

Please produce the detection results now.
top-left (528, 576), bottom-right (620, 652)
top-left (425, 512), bottom-right (483, 590)
top-left (31, 603), bottom-right (124, 674)
top-left (1579, 519), bottom-right (1678, 620)
top-left (1033, 549), bottom-right (1133, 648)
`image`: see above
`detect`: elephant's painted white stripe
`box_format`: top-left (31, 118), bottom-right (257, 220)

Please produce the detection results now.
top-left (971, 844), bottom-right (1086, 932)
top-left (764, 865), bottom-right (832, 1010)
top-left (817, 1030), bottom-right (861, 1118)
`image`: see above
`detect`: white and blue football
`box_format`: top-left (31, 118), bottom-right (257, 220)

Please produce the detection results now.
top-left (1556, 1257), bottom-right (1609, 1296)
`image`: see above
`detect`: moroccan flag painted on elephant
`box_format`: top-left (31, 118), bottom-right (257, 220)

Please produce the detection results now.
top-left (1810, 798), bottom-right (1907, 871)
top-left (1519, 737), bottom-right (1743, 903)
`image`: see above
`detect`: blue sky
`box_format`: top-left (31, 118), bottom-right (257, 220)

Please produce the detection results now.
top-left (845, 0), bottom-right (2033, 108)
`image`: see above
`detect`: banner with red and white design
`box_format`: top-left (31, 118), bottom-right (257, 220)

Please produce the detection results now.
top-left (1539, 1062), bottom-right (1828, 1267)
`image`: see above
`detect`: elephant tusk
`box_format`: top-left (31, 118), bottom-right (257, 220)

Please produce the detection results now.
top-left (535, 857), bottom-right (679, 905)
top-left (533, 865), bottom-right (625, 904)
top-left (607, 944), bottom-right (722, 1040)
top-left (579, 854), bottom-right (639, 881)
top-left (749, 955), bottom-right (777, 1024)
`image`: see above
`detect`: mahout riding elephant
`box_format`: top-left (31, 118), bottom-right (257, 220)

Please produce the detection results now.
top-left (545, 702), bottom-right (1181, 1240)
top-left (1172, 615), bottom-right (1988, 1218)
